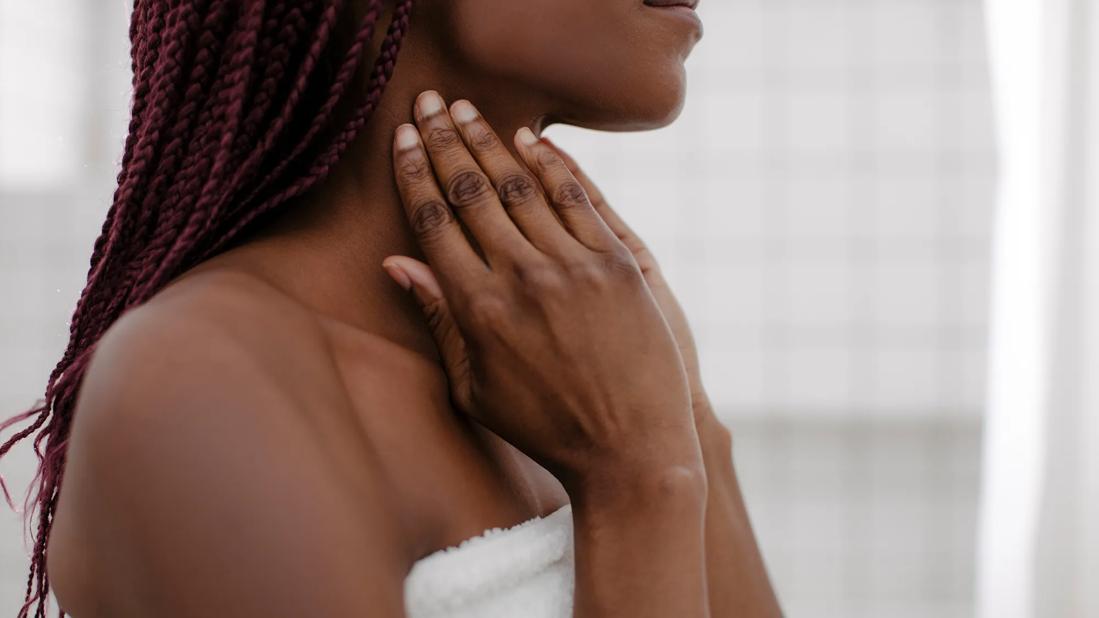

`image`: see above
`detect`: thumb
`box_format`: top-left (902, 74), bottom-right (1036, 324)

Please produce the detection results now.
top-left (381, 257), bottom-right (473, 409)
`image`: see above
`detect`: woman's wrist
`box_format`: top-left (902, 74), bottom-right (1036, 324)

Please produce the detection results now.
top-left (565, 452), bottom-right (708, 515)
top-left (569, 464), bottom-right (707, 553)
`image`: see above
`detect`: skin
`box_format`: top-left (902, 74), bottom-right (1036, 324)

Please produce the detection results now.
top-left (46, 0), bottom-right (781, 616)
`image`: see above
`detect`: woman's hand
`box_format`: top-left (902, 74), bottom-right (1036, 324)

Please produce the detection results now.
top-left (381, 91), bottom-right (703, 496)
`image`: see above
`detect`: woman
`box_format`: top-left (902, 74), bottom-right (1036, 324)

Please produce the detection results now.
top-left (2, 0), bottom-right (780, 616)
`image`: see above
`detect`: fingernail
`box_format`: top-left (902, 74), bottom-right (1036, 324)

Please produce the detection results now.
top-left (517, 127), bottom-right (539, 147)
top-left (383, 263), bottom-right (412, 291)
top-left (417, 90), bottom-right (445, 117)
top-left (395, 124), bottom-right (420, 150)
top-left (450, 100), bottom-right (478, 123)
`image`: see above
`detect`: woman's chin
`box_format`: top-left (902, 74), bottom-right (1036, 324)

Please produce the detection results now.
top-left (556, 77), bottom-right (689, 132)
top-left (634, 88), bottom-right (688, 130)
top-left (625, 89), bottom-right (688, 129)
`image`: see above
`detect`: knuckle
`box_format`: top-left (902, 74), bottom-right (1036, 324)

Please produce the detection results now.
top-left (569, 251), bottom-right (639, 285)
top-left (634, 246), bottom-right (659, 270)
top-left (552, 181), bottom-right (589, 210)
top-left (601, 249), bottom-right (642, 280)
top-left (426, 126), bottom-right (461, 150)
top-left (514, 260), bottom-right (566, 294)
top-left (566, 259), bottom-right (610, 287)
top-left (446, 170), bottom-right (493, 207)
top-left (465, 293), bottom-right (510, 328)
top-left (497, 174), bottom-right (540, 208)
top-left (410, 199), bottom-right (454, 241)
top-left (422, 298), bottom-right (449, 332)
top-left (396, 151), bottom-right (432, 181)
top-left (469, 127), bottom-right (501, 152)
top-left (536, 147), bottom-right (561, 170)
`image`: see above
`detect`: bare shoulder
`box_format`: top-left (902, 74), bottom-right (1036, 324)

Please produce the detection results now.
top-left (87, 267), bottom-right (340, 404)
top-left (49, 270), bottom-right (412, 617)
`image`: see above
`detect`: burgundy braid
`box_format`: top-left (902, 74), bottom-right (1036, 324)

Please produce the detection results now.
top-left (0, 1), bottom-right (415, 615)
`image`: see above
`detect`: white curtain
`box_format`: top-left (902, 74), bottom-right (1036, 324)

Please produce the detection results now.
top-left (978, 0), bottom-right (1099, 616)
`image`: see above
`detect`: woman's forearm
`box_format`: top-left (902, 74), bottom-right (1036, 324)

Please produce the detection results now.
top-left (569, 463), bottom-right (711, 618)
top-left (695, 405), bottom-right (783, 617)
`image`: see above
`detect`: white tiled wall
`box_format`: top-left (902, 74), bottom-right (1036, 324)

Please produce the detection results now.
top-left (0, 0), bottom-right (993, 615)
top-left (734, 417), bottom-right (981, 617)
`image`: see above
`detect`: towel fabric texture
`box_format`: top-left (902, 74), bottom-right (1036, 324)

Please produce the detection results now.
top-left (403, 503), bottom-right (575, 618)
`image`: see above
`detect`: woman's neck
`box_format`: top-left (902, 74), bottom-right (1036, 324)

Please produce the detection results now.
top-left (197, 42), bottom-right (553, 358)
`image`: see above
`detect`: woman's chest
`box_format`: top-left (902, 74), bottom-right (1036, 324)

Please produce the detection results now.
top-left (327, 333), bottom-right (570, 562)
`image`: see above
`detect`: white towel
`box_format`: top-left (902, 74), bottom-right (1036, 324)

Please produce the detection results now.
top-left (403, 504), bottom-right (575, 618)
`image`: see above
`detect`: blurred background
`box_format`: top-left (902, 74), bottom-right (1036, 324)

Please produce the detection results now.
top-left (1, 0), bottom-right (1095, 617)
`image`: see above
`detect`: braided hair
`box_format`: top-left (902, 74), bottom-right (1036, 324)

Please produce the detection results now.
top-left (0, 1), bottom-right (415, 615)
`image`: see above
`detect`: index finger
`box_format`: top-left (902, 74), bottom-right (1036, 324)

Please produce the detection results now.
top-left (392, 124), bottom-right (489, 289)
top-left (545, 138), bottom-right (641, 251)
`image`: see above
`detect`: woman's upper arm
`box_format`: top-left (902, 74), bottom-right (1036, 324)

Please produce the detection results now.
top-left (57, 309), bottom-right (410, 617)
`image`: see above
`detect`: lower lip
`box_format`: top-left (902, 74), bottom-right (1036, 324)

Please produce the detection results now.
top-left (644, 4), bottom-right (703, 29)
